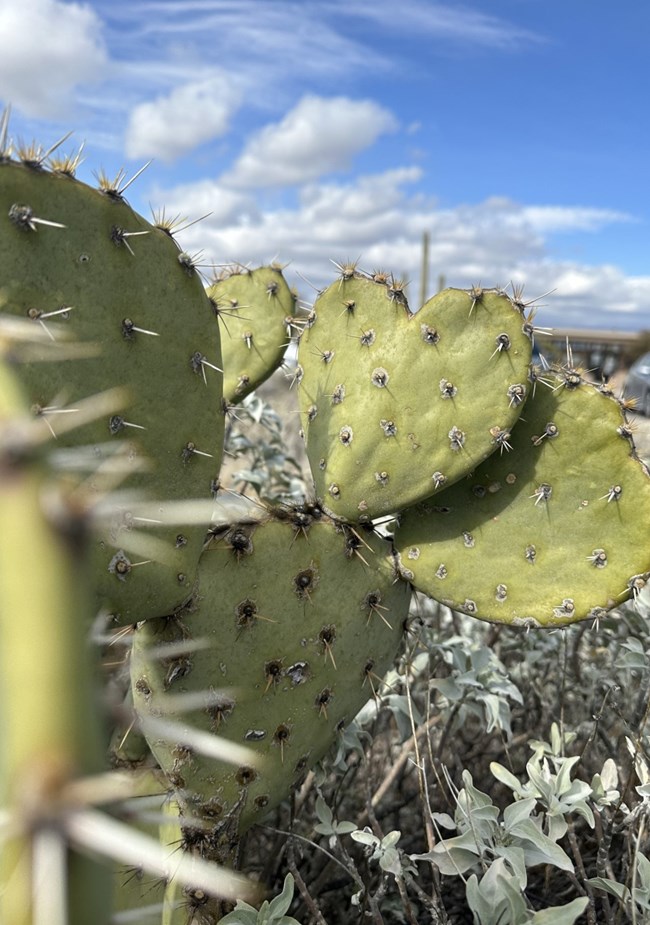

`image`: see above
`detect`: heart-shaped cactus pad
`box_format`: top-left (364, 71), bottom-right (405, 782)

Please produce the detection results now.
top-left (297, 272), bottom-right (532, 522)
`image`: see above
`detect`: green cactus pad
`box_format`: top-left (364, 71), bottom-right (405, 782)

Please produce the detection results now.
top-left (297, 273), bottom-right (532, 522)
top-left (130, 508), bottom-right (410, 840)
top-left (394, 369), bottom-right (650, 626)
top-left (0, 156), bottom-right (224, 623)
top-left (208, 265), bottom-right (295, 403)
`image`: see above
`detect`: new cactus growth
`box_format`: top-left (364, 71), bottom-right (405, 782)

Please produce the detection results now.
top-left (393, 366), bottom-right (650, 625)
top-left (130, 509), bottom-right (410, 844)
top-left (297, 272), bottom-right (533, 521)
top-left (208, 265), bottom-right (296, 403)
top-left (0, 154), bottom-right (224, 623)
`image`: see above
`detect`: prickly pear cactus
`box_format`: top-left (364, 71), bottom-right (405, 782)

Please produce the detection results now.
top-left (208, 265), bottom-right (296, 403)
top-left (297, 271), bottom-right (532, 522)
top-left (0, 353), bottom-right (111, 923)
top-left (130, 507), bottom-right (410, 843)
top-left (0, 148), bottom-right (224, 623)
top-left (394, 367), bottom-right (650, 625)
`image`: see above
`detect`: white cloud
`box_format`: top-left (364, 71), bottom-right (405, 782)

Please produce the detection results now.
top-left (519, 205), bottom-right (635, 234)
top-left (159, 167), bottom-right (423, 266)
top-left (125, 73), bottom-right (241, 161)
top-left (339, 0), bottom-right (543, 49)
top-left (224, 96), bottom-right (399, 188)
top-left (0, 0), bottom-right (107, 118)
top-left (158, 168), bottom-right (650, 331)
top-left (98, 2), bottom-right (389, 90)
top-left (149, 178), bottom-right (258, 230)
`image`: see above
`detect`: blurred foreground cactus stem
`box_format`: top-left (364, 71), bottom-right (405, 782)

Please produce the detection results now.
top-left (0, 355), bottom-right (110, 924)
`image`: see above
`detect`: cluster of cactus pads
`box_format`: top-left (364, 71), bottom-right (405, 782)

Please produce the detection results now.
top-left (1, 118), bottom-right (650, 923)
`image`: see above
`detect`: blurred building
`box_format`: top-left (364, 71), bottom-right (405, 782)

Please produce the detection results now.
top-left (535, 328), bottom-right (645, 380)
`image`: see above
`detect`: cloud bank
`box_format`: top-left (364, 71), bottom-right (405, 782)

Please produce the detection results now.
top-left (157, 167), bottom-right (649, 331)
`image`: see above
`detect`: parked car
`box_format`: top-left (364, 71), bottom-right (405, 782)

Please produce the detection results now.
top-left (625, 351), bottom-right (650, 416)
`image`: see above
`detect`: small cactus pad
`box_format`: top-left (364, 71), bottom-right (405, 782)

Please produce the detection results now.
top-left (130, 508), bottom-right (410, 839)
top-left (297, 272), bottom-right (532, 521)
top-left (0, 153), bottom-right (224, 623)
top-left (394, 369), bottom-right (650, 626)
top-left (208, 265), bottom-right (296, 403)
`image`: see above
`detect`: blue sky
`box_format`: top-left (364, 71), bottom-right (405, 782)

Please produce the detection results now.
top-left (1, 0), bottom-right (649, 331)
